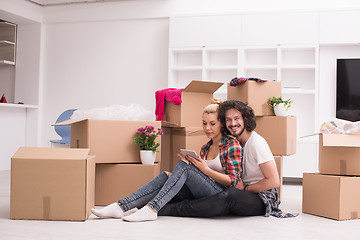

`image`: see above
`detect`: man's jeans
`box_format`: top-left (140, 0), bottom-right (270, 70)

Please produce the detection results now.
top-left (118, 160), bottom-right (225, 212)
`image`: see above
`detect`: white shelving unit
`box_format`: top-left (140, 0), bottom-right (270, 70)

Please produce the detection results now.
top-left (168, 45), bottom-right (319, 178)
top-left (0, 21), bottom-right (16, 65)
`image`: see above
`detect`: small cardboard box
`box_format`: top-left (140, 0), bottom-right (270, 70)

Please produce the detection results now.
top-left (55, 120), bottom-right (173, 165)
top-left (95, 163), bottom-right (161, 206)
top-left (10, 147), bottom-right (95, 221)
top-left (274, 156), bottom-right (283, 199)
top-left (255, 116), bottom-right (297, 156)
top-left (164, 80), bottom-right (223, 127)
top-left (302, 173), bottom-right (360, 221)
top-left (171, 127), bottom-right (208, 170)
top-left (318, 133), bottom-right (360, 176)
top-left (227, 81), bottom-right (281, 116)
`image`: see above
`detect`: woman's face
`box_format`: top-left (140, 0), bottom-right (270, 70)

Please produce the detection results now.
top-left (202, 112), bottom-right (221, 140)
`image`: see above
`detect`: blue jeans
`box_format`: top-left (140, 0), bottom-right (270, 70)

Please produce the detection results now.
top-left (118, 160), bottom-right (225, 212)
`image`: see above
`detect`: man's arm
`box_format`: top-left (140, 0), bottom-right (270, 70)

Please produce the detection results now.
top-left (236, 160), bottom-right (280, 193)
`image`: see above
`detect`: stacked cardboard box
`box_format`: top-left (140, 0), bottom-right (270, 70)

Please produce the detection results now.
top-left (227, 81), bottom-right (297, 199)
top-left (302, 133), bottom-right (360, 220)
top-left (56, 120), bottom-right (174, 206)
top-left (10, 147), bottom-right (96, 221)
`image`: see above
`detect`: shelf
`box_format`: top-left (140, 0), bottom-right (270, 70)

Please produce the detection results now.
top-left (171, 66), bottom-right (202, 71)
top-left (0, 40), bottom-right (15, 45)
top-left (0, 103), bottom-right (38, 109)
top-left (244, 65), bottom-right (277, 70)
top-left (0, 60), bottom-right (15, 65)
top-left (282, 88), bottom-right (316, 94)
top-left (205, 65), bottom-right (238, 70)
top-left (280, 65), bottom-right (316, 69)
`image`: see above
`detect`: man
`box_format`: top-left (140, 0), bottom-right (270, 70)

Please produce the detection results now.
top-left (158, 100), bottom-right (295, 218)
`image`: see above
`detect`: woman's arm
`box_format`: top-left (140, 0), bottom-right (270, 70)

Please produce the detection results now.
top-left (236, 160), bottom-right (280, 193)
top-left (187, 156), bottom-right (232, 187)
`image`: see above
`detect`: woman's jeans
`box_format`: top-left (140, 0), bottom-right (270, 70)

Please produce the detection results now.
top-left (118, 160), bottom-right (225, 212)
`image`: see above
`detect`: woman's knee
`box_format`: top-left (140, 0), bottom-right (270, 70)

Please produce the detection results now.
top-left (164, 171), bottom-right (171, 176)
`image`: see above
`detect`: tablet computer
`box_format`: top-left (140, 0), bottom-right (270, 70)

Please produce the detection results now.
top-left (180, 149), bottom-right (199, 159)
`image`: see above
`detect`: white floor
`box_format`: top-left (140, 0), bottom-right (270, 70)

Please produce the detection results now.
top-left (0, 170), bottom-right (358, 240)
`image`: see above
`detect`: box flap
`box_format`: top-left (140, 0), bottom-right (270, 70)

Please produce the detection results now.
top-left (52, 118), bottom-right (87, 126)
top-left (160, 121), bottom-right (180, 127)
top-left (183, 80), bottom-right (223, 94)
top-left (322, 134), bottom-right (360, 147)
top-left (12, 147), bottom-right (90, 160)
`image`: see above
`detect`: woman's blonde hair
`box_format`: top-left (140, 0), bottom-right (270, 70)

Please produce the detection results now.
top-left (203, 98), bottom-right (222, 114)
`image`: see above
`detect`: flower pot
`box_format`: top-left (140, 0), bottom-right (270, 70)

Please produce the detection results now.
top-left (274, 103), bottom-right (288, 116)
top-left (140, 150), bottom-right (156, 165)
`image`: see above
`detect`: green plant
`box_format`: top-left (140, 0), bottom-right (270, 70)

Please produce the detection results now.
top-left (134, 125), bottom-right (163, 152)
top-left (268, 97), bottom-right (292, 110)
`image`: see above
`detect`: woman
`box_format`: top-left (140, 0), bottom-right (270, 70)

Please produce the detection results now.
top-left (91, 99), bottom-right (242, 222)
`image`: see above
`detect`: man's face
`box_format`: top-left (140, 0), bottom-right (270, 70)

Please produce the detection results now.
top-left (225, 108), bottom-right (245, 138)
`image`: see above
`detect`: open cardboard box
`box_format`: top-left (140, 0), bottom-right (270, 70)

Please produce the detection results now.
top-left (318, 133), bottom-right (360, 175)
top-left (54, 120), bottom-right (175, 165)
top-left (303, 173), bottom-right (360, 221)
top-left (164, 80), bottom-right (223, 127)
top-left (10, 147), bottom-right (95, 221)
top-left (255, 116), bottom-right (297, 156)
top-left (227, 81), bottom-right (281, 116)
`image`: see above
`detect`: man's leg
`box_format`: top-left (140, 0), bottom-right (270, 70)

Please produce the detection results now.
top-left (158, 187), bottom-right (266, 217)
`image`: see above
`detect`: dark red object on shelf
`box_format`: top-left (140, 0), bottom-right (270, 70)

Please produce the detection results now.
top-left (0, 94), bottom-right (7, 103)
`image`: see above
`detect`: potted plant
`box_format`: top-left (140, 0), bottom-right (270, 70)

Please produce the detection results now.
top-left (268, 97), bottom-right (292, 116)
top-left (134, 125), bottom-right (163, 165)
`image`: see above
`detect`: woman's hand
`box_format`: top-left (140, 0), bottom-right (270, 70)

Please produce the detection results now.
top-left (186, 155), bottom-right (210, 174)
top-left (235, 178), bottom-right (244, 190)
top-left (177, 153), bottom-right (190, 164)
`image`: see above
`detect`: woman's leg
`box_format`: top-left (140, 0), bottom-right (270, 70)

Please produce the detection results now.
top-left (159, 187), bottom-right (266, 218)
top-left (147, 160), bottom-right (224, 212)
top-left (122, 161), bottom-right (224, 221)
top-left (92, 171), bottom-right (169, 218)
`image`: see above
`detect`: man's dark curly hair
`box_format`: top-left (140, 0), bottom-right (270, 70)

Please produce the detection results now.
top-left (218, 100), bottom-right (256, 136)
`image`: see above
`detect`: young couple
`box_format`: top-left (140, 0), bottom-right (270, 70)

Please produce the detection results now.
top-left (92, 99), bottom-right (295, 222)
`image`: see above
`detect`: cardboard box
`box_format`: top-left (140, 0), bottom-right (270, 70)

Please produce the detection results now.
top-left (55, 120), bottom-right (173, 165)
top-left (274, 156), bottom-right (283, 199)
top-left (227, 81), bottom-right (281, 116)
top-left (171, 127), bottom-right (208, 170)
top-left (164, 80), bottom-right (223, 127)
top-left (95, 163), bottom-right (161, 206)
top-left (10, 147), bottom-right (95, 221)
top-left (318, 133), bottom-right (360, 176)
top-left (255, 116), bottom-right (296, 156)
top-left (302, 173), bottom-right (360, 221)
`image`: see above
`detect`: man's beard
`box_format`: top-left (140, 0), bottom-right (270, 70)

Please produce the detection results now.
top-left (229, 124), bottom-right (245, 138)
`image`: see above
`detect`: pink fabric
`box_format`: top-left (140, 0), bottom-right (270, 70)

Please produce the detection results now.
top-left (155, 88), bottom-right (183, 121)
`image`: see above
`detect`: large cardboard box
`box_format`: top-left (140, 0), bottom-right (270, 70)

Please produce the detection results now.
top-left (95, 163), bottom-right (161, 206)
top-left (302, 173), bottom-right (360, 221)
top-left (55, 120), bottom-right (173, 165)
top-left (171, 127), bottom-right (208, 170)
top-left (164, 80), bottom-right (223, 127)
top-left (255, 116), bottom-right (296, 156)
top-left (227, 81), bottom-right (281, 116)
top-left (318, 133), bottom-right (360, 176)
top-left (274, 156), bottom-right (283, 199)
top-left (10, 147), bottom-right (95, 221)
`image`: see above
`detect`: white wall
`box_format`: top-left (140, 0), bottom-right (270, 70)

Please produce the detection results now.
top-left (41, 18), bottom-right (169, 146)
